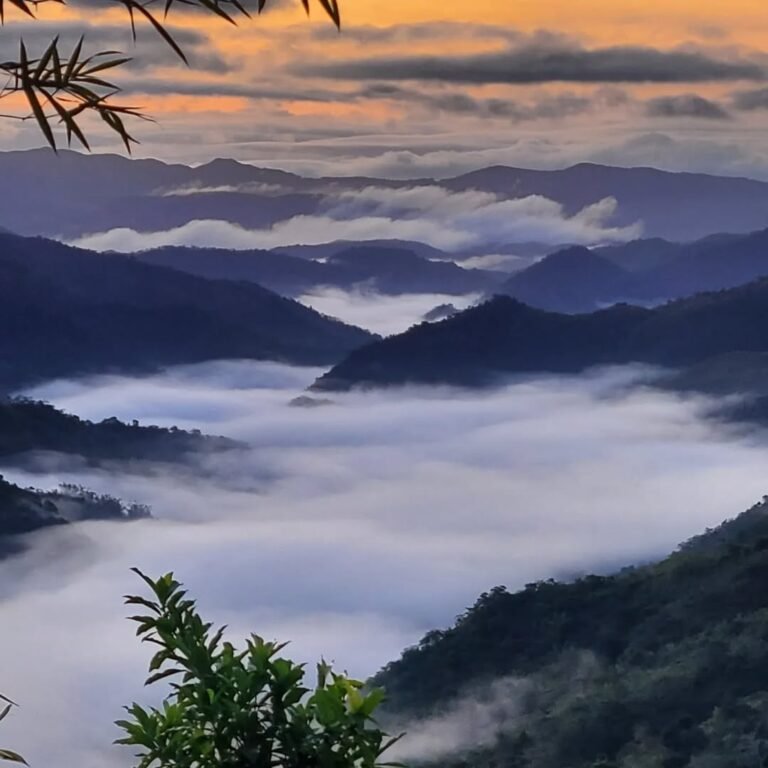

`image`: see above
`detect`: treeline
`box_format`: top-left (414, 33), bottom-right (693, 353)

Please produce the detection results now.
top-left (0, 475), bottom-right (150, 556)
top-left (0, 397), bottom-right (239, 464)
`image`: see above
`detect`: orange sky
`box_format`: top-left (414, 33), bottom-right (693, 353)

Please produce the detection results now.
top-left (3, 0), bottom-right (768, 177)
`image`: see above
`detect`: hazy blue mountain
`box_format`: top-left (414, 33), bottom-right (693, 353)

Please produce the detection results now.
top-left (499, 246), bottom-right (632, 312)
top-left (445, 163), bottom-right (768, 241)
top-left (0, 231), bottom-right (373, 389)
top-left (595, 237), bottom-right (683, 273)
top-left (132, 244), bottom-right (503, 297)
top-left (3, 150), bottom-right (768, 243)
top-left (273, 239), bottom-right (453, 262)
top-left (630, 228), bottom-right (768, 299)
top-left (423, 303), bottom-right (459, 322)
top-left (497, 227), bottom-right (768, 313)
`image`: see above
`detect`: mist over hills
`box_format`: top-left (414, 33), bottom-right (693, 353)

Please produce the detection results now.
top-left (375, 497), bottom-right (768, 768)
top-left (313, 277), bottom-right (768, 391)
top-left (445, 163), bottom-right (768, 241)
top-left (132, 243), bottom-right (504, 297)
top-left (0, 398), bottom-right (239, 466)
top-left (0, 476), bottom-right (150, 538)
top-left (3, 149), bottom-right (768, 245)
top-left (499, 227), bottom-right (768, 313)
top-left (0, 231), bottom-right (373, 389)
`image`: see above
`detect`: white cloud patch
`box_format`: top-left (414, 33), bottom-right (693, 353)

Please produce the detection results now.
top-left (2, 361), bottom-right (767, 767)
top-left (69, 185), bottom-right (641, 253)
top-left (297, 289), bottom-right (481, 336)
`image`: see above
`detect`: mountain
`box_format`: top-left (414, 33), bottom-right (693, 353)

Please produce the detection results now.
top-left (446, 163), bottom-right (768, 241)
top-left (499, 246), bottom-right (632, 313)
top-left (495, 228), bottom-right (768, 314)
top-left (322, 246), bottom-right (499, 294)
top-left (131, 244), bottom-right (502, 297)
top-left (4, 150), bottom-right (768, 243)
top-left (372, 497), bottom-right (768, 768)
top-left (131, 245), bottom-right (329, 296)
top-left (0, 150), bottom-right (318, 239)
top-left (595, 237), bottom-right (683, 273)
top-left (273, 240), bottom-right (453, 263)
top-left (311, 277), bottom-right (768, 391)
top-left (630, 228), bottom-right (768, 300)
top-left (423, 303), bottom-right (459, 322)
top-left (0, 231), bottom-right (373, 389)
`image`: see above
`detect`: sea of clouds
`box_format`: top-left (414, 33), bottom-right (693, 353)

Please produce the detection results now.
top-left (2, 360), bottom-right (767, 766)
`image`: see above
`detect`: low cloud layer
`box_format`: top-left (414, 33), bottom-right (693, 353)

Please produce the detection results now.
top-left (70, 184), bottom-right (641, 252)
top-left (2, 361), bottom-right (768, 766)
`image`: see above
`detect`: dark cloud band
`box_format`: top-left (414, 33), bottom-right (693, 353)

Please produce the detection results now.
top-left (307, 44), bottom-right (764, 84)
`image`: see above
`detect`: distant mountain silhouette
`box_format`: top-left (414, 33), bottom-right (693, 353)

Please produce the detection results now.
top-left (3, 150), bottom-right (768, 243)
top-left (274, 239), bottom-right (452, 262)
top-left (497, 228), bottom-right (768, 313)
top-left (595, 237), bottom-right (683, 273)
top-left (500, 246), bottom-right (632, 313)
top-left (629, 228), bottom-right (768, 299)
top-left (423, 303), bottom-right (459, 322)
top-left (133, 244), bottom-right (502, 297)
top-left (0, 231), bottom-right (373, 390)
top-left (312, 277), bottom-right (768, 391)
top-left (446, 163), bottom-right (768, 241)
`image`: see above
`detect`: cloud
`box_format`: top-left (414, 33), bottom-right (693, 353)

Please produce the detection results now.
top-left (388, 652), bottom-right (602, 762)
top-left (731, 86), bottom-right (768, 110)
top-left (358, 84), bottom-right (596, 122)
top-left (297, 289), bottom-right (481, 336)
top-left (4, 362), bottom-right (768, 766)
top-left (306, 40), bottom-right (765, 84)
top-left (69, 185), bottom-right (641, 252)
top-left (645, 94), bottom-right (732, 120)
top-left (0, 20), bottom-right (231, 73)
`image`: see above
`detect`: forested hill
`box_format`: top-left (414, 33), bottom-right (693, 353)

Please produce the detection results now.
top-left (0, 398), bottom-right (239, 465)
top-left (0, 231), bottom-right (373, 390)
top-left (0, 474), bottom-right (150, 556)
top-left (373, 498), bottom-right (768, 768)
top-left (313, 277), bottom-right (768, 391)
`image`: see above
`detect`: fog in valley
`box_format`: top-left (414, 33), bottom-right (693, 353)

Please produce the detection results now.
top-left (297, 289), bottom-right (480, 335)
top-left (2, 354), bottom-right (768, 766)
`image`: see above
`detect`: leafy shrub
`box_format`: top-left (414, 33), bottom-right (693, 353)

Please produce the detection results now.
top-left (117, 569), bottom-right (402, 768)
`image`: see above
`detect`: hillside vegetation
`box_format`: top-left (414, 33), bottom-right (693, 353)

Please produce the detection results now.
top-left (0, 231), bottom-right (373, 390)
top-left (314, 278), bottom-right (768, 391)
top-left (374, 499), bottom-right (768, 768)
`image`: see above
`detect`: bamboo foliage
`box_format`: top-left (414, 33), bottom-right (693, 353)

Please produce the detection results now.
top-left (0, 0), bottom-right (341, 150)
top-left (0, 693), bottom-right (26, 765)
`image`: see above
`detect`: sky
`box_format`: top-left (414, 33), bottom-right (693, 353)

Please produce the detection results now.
top-left (4, 0), bottom-right (768, 177)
